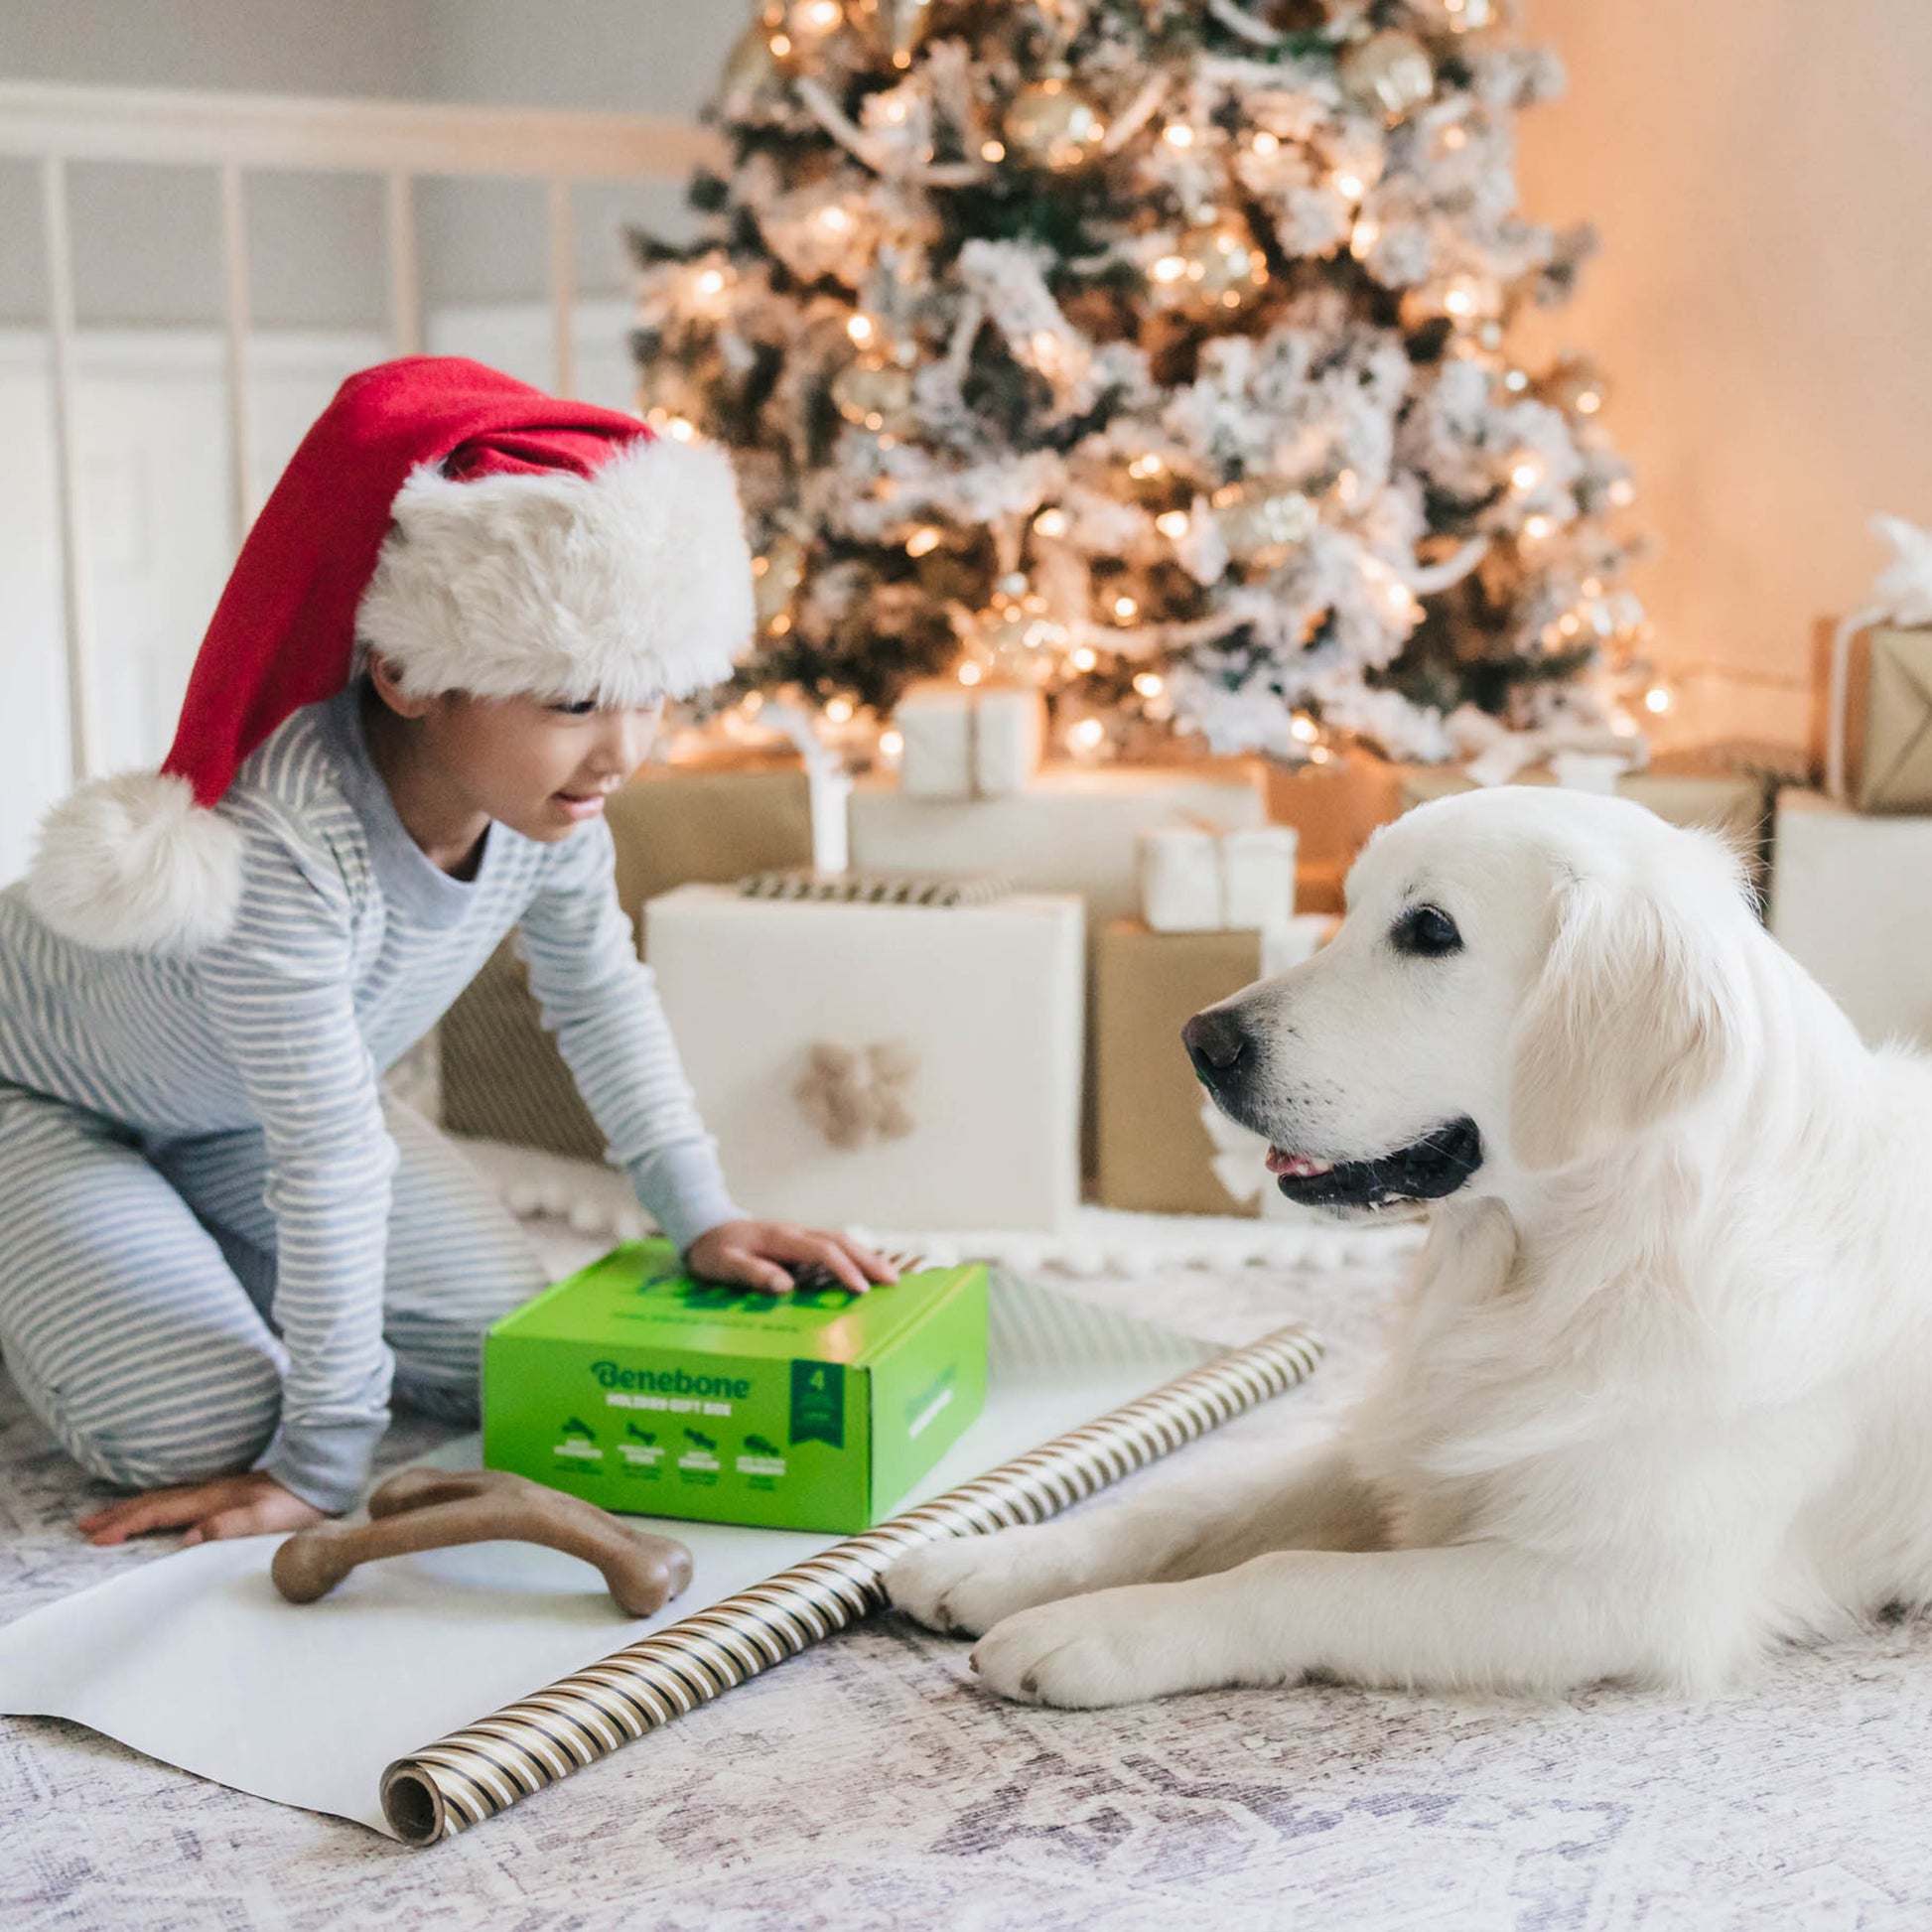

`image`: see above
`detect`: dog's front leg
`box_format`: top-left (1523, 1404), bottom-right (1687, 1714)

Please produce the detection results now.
top-left (886, 1437), bottom-right (1383, 1637)
top-left (970, 1542), bottom-right (1658, 1708)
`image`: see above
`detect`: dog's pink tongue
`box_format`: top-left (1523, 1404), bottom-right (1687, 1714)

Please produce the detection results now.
top-left (1268, 1148), bottom-right (1341, 1178)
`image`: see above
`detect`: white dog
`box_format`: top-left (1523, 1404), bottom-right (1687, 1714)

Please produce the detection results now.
top-left (885, 784), bottom-right (1932, 1708)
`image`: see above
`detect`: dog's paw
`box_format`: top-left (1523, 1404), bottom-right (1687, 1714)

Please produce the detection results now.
top-left (883, 1525), bottom-right (1096, 1637)
top-left (968, 1587), bottom-right (1203, 1709)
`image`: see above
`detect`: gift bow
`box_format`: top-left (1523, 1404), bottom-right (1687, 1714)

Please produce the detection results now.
top-left (1825, 515), bottom-right (1932, 802)
top-left (1444, 703), bottom-right (1643, 789)
top-left (793, 1039), bottom-right (919, 1151)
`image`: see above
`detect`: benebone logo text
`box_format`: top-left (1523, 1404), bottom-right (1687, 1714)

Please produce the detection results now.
top-left (591, 1361), bottom-right (753, 1401)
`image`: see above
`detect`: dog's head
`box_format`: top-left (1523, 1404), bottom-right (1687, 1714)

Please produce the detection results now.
top-left (1183, 787), bottom-right (1758, 1218)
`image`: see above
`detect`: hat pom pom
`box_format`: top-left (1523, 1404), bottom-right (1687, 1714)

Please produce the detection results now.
top-left (27, 771), bottom-right (245, 954)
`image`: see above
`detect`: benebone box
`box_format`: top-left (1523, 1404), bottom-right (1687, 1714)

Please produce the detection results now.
top-left (483, 1242), bottom-right (988, 1534)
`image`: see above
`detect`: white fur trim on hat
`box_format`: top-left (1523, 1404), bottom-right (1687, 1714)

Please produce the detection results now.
top-left (26, 770), bottom-right (246, 954)
top-left (355, 434), bottom-right (755, 706)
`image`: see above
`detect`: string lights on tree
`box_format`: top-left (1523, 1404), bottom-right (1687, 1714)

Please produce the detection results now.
top-left (632, 0), bottom-right (1653, 766)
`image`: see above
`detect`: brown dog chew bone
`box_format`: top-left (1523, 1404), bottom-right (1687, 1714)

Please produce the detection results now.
top-left (269, 1466), bottom-right (695, 1615)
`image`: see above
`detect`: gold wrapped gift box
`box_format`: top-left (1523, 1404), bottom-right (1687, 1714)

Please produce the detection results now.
top-left (1813, 620), bottom-right (1932, 814)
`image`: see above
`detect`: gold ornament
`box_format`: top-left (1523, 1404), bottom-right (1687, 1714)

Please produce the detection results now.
top-left (1150, 220), bottom-right (1270, 314)
top-left (754, 536), bottom-right (807, 626)
top-left (1414, 0), bottom-right (1494, 29)
top-left (831, 354), bottom-right (915, 433)
top-left (1003, 74), bottom-right (1107, 172)
top-left (1210, 481), bottom-right (1319, 570)
top-left (721, 21), bottom-right (784, 100)
top-left (969, 581), bottom-right (1065, 683)
top-left (1339, 31), bottom-right (1435, 119)
top-left (1539, 356), bottom-right (1610, 420)
top-left (881, 0), bottom-right (930, 68)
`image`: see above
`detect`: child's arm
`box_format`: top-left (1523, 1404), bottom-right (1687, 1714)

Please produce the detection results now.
top-left (189, 800), bottom-right (400, 1518)
top-left (517, 819), bottom-right (892, 1292)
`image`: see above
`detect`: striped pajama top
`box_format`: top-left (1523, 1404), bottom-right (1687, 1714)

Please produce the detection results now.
top-left (0, 685), bottom-right (741, 1508)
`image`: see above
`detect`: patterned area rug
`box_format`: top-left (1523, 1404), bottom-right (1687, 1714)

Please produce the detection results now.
top-left (4, 1216), bottom-right (1932, 1930)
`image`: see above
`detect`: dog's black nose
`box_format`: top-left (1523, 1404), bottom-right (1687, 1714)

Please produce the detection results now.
top-left (1182, 1009), bottom-right (1251, 1079)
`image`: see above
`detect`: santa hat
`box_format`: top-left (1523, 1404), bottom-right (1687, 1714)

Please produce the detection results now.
top-left (28, 355), bottom-right (755, 955)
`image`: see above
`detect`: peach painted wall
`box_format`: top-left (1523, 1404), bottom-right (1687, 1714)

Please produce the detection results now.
top-left (1513, 0), bottom-right (1932, 752)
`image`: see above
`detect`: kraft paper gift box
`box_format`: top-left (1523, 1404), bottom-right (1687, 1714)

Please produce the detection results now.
top-left (848, 762), bottom-right (1267, 925)
top-left (895, 681), bottom-right (1044, 799)
top-left (1092, 915), bottom-right (1336, 1216)
top-left (1397, 750), bottom-right (1773, 891)
top-left (1813, 619), bottom-right (1932, 814)
top-left (440, 766), bottom-right (817, 1159)
top-left (644, 883), bottom-right (1085, 1232)
top-left (1769, 788), bottom-right (1932, 1049)
top-left (1138, 825), bottom-right (1299, 932)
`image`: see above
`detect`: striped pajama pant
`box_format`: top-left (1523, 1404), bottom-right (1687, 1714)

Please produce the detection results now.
top-left (0, 1082), bottom-right (547, 1495)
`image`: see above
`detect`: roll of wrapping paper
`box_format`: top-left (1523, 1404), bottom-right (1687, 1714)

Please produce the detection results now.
top-left (380, 1321), bottom-right (1322, 1844)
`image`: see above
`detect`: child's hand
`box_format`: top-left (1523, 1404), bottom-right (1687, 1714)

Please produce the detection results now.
top-left (686, 1220), bottom-right (899, 1297)
top-left (77, 1471), bottom-right (331, 1548)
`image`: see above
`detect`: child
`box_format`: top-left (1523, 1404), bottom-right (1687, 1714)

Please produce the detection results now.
top-left (0, 357), bottom-right (893, 1551)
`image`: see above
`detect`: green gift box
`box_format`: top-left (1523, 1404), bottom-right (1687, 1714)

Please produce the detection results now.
top-left (483, 1242), bottom-right (988, 1533)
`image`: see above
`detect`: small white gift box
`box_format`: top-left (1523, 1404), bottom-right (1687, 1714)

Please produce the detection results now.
top-left (645, 884), bottom-right (1085, 1232)
top-left (895, 682), bottom-right (1044, 799)
top-left (1138, 824), bottom-right (1300, 932)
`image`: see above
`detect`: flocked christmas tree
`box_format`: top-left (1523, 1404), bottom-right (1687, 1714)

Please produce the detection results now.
top-left (629, 0), bottom-right (1653, 766)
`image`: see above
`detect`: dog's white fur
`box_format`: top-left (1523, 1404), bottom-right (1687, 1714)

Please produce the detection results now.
top-left (886, 785), bottom-right (1932, 1708)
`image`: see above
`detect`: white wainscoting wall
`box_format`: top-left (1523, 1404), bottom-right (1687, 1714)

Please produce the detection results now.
top-left (0, 297), bottom-right (634, 885)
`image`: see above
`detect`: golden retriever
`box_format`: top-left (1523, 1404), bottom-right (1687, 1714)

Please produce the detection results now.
top-left (886, 786), bottom-right (1932, 1707)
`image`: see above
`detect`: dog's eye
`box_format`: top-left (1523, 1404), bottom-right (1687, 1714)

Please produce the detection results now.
top-left (1392, 903), bottom-right (1461, 957)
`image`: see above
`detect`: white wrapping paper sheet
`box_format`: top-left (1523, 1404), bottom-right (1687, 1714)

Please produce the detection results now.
top-left (0, 1280), bottom-right (1222, 1835)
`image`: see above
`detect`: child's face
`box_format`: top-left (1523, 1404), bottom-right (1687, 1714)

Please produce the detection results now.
top-left (416, 692), bottom-right (664, 843)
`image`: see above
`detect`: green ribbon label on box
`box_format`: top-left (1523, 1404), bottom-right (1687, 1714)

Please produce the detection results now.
top-left (789, 1359), bottom-right (844, 1448)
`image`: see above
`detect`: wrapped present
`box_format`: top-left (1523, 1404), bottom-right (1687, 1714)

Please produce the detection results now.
top-left (1769, 789), bottom-right (1932, 1047)
top-left (1818, 515), bottom-right (1932, 813)
top-left (849, 762), bottom-right (1266, 926)
top-left (1817, 621), bottom-right (1932, 814)
top-left (607, 766), bottom-right (818, 936)
top-left (441, 765), bottom-right (818, 1157)
top-left (1398, 750), bottom-right (1773, 889)
top-left (895, 681), bottom-right (1043, 799)
top-left (1138, 825), bottom-right (1299, 932)
top-left (1263, 749), bottom-right (1407, 872)
top-left (645, 883), bottom-right (1085, 1232)
top-left (440, 937), bottom-right (605, 1160)
top-left (1092, 915), bottom-right (1335, 1216)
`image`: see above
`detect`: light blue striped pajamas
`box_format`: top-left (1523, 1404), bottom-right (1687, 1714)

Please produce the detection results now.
top-left (0, 686), bottom-right (742, 1513)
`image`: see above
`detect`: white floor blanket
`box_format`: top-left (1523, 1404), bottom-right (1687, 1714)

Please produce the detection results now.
top-left (4, 1213), bottom-right (1931, 1927)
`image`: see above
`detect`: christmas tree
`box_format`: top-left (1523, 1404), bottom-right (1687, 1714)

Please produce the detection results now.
top-left (629, 0), bottom-right (1650, 766)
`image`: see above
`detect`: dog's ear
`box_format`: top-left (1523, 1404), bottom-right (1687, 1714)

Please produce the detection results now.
top-left (1507, 872), bottom-right (1738, 1172)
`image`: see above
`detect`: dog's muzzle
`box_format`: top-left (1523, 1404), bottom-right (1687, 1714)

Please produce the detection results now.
top-left (1182, 1009), bottom-right (1484, 1212)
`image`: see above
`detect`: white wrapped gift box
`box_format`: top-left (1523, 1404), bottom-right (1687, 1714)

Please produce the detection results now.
top-left (848, 763), bottom-right (1268, 925)
top-left (895, 682), bottom-right (1044, 799)
top-left (1769, 788), bottom-right (1932, 1048)
top-left (1138, 824), bottom-right (1300, 932)
top-left (645, 884), bottom-right (1085, 1233)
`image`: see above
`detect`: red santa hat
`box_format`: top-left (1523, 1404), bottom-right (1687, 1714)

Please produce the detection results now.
top-left (28, 355), bottom-right (755, 955)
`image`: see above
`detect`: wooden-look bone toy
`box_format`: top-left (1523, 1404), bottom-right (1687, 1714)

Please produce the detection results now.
top-left (270, 1467), bottom-right (695, 1616)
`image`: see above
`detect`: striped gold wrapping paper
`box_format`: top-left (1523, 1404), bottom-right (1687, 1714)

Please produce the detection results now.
top-left (379, 1321), bottom-right (1321, 1844)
